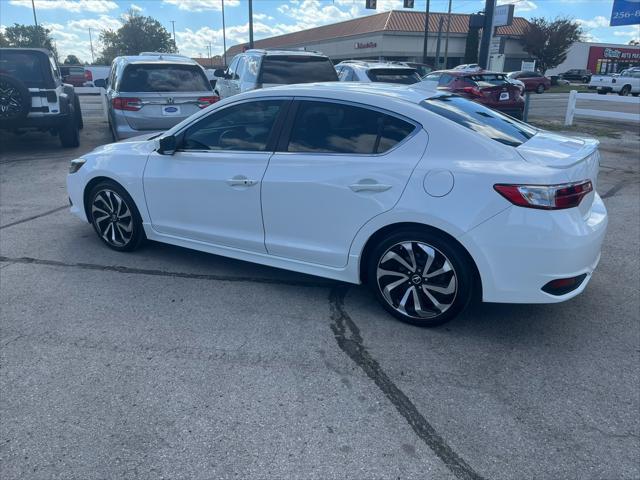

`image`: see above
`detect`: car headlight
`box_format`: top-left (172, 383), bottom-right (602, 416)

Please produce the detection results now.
top-left (69, 158), bottom-right (86, 174)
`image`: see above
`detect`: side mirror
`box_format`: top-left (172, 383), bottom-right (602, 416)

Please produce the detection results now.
top-left (94, 79), bottom-right (106, 88)
top-left (213, 68), bottom-right (226, 77)
top-left (157, 135), bottom-right (177, 155)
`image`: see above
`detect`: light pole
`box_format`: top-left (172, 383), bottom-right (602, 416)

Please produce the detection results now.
top-left (31, 0), bottom-right (42, 47)
top-left (443, 0), bottom-right (452, 69)
top-left (222, 0), bottom-right (228, 65)
top-left (248, 0), bottom-right (254, 49)
top-left (422, 0), bottom-right (430, 64)
top-left (170, 20), bottom-right (177, 51)
top-left (88, 27), bottom-right (95, 64)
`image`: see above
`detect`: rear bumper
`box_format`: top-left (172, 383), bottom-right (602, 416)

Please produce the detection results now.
top-left (462, 193), bottom-right (608, 304)
top-left (0, 113), bottom-right (71, 130)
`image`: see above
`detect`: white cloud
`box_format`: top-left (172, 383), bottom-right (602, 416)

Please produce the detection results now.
top-left (613, 27), bottom-right (640, 42)
top-left (497, 0), bottom-right (537, 12)
top-left (161, 0), bottom-right (239, 12)
top-left (130, 3), bottom-right (143, 12)
top-left (9, 0), bottom-right (118, 13)
top-left (67, 15), bottom-right (122, 32)
top-left (576, 16), bottom-right (610, 29)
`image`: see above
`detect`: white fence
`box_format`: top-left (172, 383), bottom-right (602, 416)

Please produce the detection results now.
top-left (564, 90), bottom-right (640, 126)
top-left (75, 86), bottom-right (109, 122)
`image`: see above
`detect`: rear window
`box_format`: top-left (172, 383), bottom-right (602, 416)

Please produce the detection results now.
top-left (468, 73), bottom-right (508, 86)
top-left (0, 51), bottom-right (46, 87)
top-left (119, 64), bottom-right (210, 92)
top-left (421, 95), bottom-right (536, 147)
top-left (367, 69), bottom-right (421, 84)
top-left (258, 56), bottom-right (338, 84)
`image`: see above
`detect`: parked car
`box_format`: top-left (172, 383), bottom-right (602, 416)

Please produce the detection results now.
top-left (0, 47), bottom-right (82, 147)
top-left (506, 71), bottom-right (551, 93)
top-left (213, 49), bottom-right (338, 99)
top-left (423, 70), bottom-right (524, 118)
top-left (67, 83), bottom-right (606, 327)
top-left (336, 61), bottom-right (421, 84)
top-left (452, 63), bottom-right (482, 72)
top-left (392, 61), bottom-right (433, 77)
top-left (559, 69), bottom-right (592, 83)
top-left (96, 53), bottom-right (218, 141)
top-left (83, 65), bottom-right (110, 87)
top-left (588, 67), bottom-right (640, 96)
top-left (60, 65), bottom-right (90, 87)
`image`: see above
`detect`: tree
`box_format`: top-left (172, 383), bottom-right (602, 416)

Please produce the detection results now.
top-left (629, 40), bottom-right (639, 46)
top-left (0, 30), bottom-right (8, 47)
top-left (463, 27), bottom-right (480, 64)
top-left (64, 54), bottom-right (82, 65)
top-left (96, 11), bottom-right (176, 65)
top-left (520, 18), bottom-right (582, 74)
top-left (2, 24), bottom-right (57, 54)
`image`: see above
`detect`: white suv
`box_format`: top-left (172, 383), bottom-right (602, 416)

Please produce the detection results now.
top-left (335, 61), bottom-right (421, 84)
top-left (213, 49), bottom-right (338, 99)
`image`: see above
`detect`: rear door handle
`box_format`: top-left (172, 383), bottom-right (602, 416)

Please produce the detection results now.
top-left (226, 176), bottom-right (257, 187)
top-left (349, 182), bottom-right (392, 193)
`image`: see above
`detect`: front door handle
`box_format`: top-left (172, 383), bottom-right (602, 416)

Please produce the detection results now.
top-left (226, 176), bottom-right (257, 187)
top-left (349, 181), bottom-right (392, 193)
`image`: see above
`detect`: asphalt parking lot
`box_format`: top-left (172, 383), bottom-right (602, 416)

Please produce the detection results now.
top-left (1, 98), bottom-right (639, 480)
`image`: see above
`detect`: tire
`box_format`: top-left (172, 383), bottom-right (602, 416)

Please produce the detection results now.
top-left (582, 77), bottom-right (589, 83)
top-left (536, 84), bottom-right (545, 94)
top-left (619, 85), bottom-right (631, 96)
top-left (367, 229), bottom-right (474, 327)
top-left (597, 90), bottom-right (607, 95)
top-left (632, 93), bottom-right (639, 97)
top-left (88, 181), bottom-right (145, 252)
top-left (0, 74), bottom-right (30, 124)
top-left (73, 94), bottom-right (84, 130)
top-left (58, 115), bottom-right (80, 147)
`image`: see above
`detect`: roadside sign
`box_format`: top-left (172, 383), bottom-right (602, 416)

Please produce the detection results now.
top-left (489, 37), bottom-right (504, 55)
top-left (493, 4), bottom-right (515, 27)
top-left (610, 0), bottom-right (640, 26)
top-left (521, 60), bottom-right (536, 71)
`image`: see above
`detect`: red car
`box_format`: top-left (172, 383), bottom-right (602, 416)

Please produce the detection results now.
top-left (60, 65), bottom-right (89, 87)
top-left (423, 70), bottom-right (525, 119)
top-left (507, 70), bottom-right (551, 93)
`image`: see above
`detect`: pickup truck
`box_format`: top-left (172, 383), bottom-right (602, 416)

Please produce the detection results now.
top-left (588, 67), bottom-right (640, 96)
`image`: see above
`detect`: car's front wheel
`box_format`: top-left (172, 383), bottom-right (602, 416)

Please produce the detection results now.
top-left (619, 85), bottom-right (631, 96)
top-left (88, 182), bottom-right (145, 252)
top-left (367, 230), bottom-right (473, 327)
top-left (536, 84), bottom-right (545, 94)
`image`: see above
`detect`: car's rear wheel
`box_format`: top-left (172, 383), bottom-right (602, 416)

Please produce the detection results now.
top-left (582, 76), bottom-right (589, 83)
top-left (536, 84), bottom-right (545, 94)
top-left (367, 229), bottom-right (473, 327)
top-left (74, 95), bottom-right (84, 130)
top-left (59, 117), bottom-right (80, 147)
top-left (619, 85), bottom-right (631, 96)
top-left (597, 90), bottom-right (607, 95)
top-left (88, 182), bottom-right (145, 252)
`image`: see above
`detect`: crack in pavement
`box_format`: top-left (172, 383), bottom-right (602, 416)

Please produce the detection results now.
top-left (0, 255), bottom-right (334, 288)
top-left (329, 285), bottom-right (486, 480)
top-left (0, 205), bottom-right (67, 230)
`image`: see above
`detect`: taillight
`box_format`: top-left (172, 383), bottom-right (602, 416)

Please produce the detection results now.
top-left (112, 97), bottom-right (142, 111)
top-left (197, 96), bottom-right (220, 108)
top-left (84, 70), bottom-right (93, 81)
top-left (494, 180), bottom-right (593, 210)
top-left (461, 86), bottom-right (484, 97)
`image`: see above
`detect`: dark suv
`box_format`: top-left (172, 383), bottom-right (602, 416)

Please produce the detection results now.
top-left (0, 48), bottom-right (82, 147)
top-left (559, 69), bottom-right (592, 83)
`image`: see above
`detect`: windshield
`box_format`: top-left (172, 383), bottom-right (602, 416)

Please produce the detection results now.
top-left (367, 69), bottom-right (421, 84)
top-left (120, 64), bottom-right (210, 92)
top-left (0, 51), bottom-right (46, 87)
top-left (421, 95), bottom-right (537, 147)
top-left (258, 56), bottom-right (338, 84)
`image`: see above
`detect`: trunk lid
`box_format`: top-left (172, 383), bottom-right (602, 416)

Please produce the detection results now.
top-left (121, 92), bottom-right (204, 130)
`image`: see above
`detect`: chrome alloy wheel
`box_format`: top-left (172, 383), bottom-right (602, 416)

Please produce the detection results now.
top-left (91, 189), bottom-right (133, 247)
top-left (376, 241), bottom-right (458, 319)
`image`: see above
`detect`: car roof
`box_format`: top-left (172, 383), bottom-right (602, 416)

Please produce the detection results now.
top-left (116, 53), bottom-right (200, 65)
top-left (242, 49), bottom-right (328, 57)
top-left (429, 69), bottom-right (504, 76)
top-left (0, 47), bottom-right (54, 56)
top-left (339, 61), bottom-right (416, 71)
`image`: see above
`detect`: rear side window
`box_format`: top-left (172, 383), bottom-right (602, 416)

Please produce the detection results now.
top-left (287, 101), bottom-right (415, 154)
top-left (421, 95), bottom-right (536, 147)
top-left (120, 64), bottom-right (210, 92)
top-left (258, 56), bottom-right (338, 84)
top-left (183, 100), bottom-right (283, 151)
top-left (367, 68), bottom-right (420, 84)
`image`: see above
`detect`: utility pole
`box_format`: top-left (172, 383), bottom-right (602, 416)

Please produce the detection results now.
top-left (222, 0), bottom-right (228, 65)
top-left (422, 0), bottom-right (430, 64)
top-left (31, 0), bottom-right (42, 47)
top-left (209, 42), bottom-right (213, 67)
top-left (443, 0), bottom-right (452, 69)
top-left (248, 0), bottom-right (254, 49)
top-left (170, 20), bottom-right (177, 51)
top-left (88, 27), bottom-right (95, 64)
top-left (478, 0), bottom-right (495, 69)
top-left (434, 16), bottom-right (444, 69)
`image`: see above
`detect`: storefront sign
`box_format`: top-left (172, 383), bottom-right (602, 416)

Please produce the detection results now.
top-left (610, 0), bottom-right (640, 26)
top-left (587, 45), bottom-right (640, 74)
top-left (493, 4), bottom-right (514, 27)
top-left (354, 41), bottom-right (377, 49)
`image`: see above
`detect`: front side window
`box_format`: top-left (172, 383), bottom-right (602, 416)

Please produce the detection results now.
top-left (421, 95), bottom-right (536, 147)
top-left (244, 56), bottom-right (260, 82)
top-left (258, 56), bottom-right (338, 84)
top-left (287, 101), bottom-right (415, 154)
top-left (438, 74), bottom-right (453, 86)
top-left (182, 100), bottom-right (283, 151)
top-left (227, 56), bottom-right (239, 79)
top-left (120, 64), bottom-right (210, 92)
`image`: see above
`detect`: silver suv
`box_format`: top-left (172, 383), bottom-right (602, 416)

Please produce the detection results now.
top-left (335, 61), bottom-right (421, 84)
top-left (98, 53), bottom-right (217, 140)
top-left (213, 49), bottom-right (338, 99)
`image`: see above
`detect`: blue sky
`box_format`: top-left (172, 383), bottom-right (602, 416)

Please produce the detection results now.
top-left (1, 0), bottom-right (639, 62)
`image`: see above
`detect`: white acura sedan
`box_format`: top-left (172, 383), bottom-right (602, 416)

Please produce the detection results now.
top-left (67, 83), bottom-right (607, 327)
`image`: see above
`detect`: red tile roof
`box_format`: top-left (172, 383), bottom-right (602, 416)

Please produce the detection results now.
top-left (227, 10), bottom-right (530, 56)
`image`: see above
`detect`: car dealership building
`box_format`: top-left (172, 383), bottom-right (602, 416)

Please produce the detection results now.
top-left (546, 42), bottom-right (640, 76)
top-left (226, 10), bottom-right (535, 71)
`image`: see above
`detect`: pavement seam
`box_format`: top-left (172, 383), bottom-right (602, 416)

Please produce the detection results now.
top-left (0, 255), bottom-right (334, 288)
top-left (0, 205), bottom-right (67, 230)
top-left (328, 285), bottom-right (486, 480)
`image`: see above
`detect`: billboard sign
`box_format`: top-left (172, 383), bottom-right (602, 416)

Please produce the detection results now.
top-left (610, 0), bottom-right (640, 26)
top-left (493, 4), bottom-right (515, 27)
